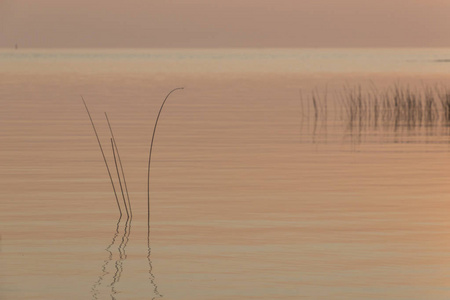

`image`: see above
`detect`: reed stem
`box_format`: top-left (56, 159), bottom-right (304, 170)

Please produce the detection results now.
top-left (111, 138), bottom-right (129, 220)
top-left (81, 96), bottom-right (122, 219)
top-left (105, 112), bottom-right (133, 219)
top-left (147, 87), bottom-right (184, 237)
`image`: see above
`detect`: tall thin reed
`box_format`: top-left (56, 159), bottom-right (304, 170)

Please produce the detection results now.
top-left (312, 94), bottom-right (318, 121)
top-left (81, 96), bottom-right (122, 219)
top-left (105, 112), bottom-right (132, 219)
top-left (439, 91), bottom-right (450, 124)
top-left (147, 87), bottom-right (184, 237)
top-left (111, 138), bottom-right (129, 219)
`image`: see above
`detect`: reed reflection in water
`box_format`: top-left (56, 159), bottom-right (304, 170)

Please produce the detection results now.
top-left (300, 84), bottom-right (450, 146)
top-left (90, 219), bottom-right (120, 299)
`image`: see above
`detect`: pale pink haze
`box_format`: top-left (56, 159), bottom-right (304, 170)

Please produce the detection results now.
top-left (1, 0), bottom-right (450, 48)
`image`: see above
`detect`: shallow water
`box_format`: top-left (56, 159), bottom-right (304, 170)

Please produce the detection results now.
top-left (2, 48), bottom-right (450, 299)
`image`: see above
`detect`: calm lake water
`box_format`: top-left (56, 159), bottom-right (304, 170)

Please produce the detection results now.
top-left (2, 48), bottom-right (450, 300)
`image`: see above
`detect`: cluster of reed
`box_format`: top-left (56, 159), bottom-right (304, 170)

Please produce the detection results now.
top-left (341, 86), bottom-right (450, 128)
top-left (84, 88), bottom-right (182, 298)
top-left (303, 85), bottom-right (450, 129)
top-left (82, 97), bottom-right (132, 220)
top-left (299, 89), bottom-right (328, 127)
top-left (82, 87), bottom-right (183, 230)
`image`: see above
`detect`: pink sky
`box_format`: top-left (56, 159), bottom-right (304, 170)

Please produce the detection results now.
top-left (1, 0), bottom-right (449, 48)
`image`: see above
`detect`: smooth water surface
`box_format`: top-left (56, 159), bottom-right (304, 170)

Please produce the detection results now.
top-left (2, 48), bottom-right (450, 300)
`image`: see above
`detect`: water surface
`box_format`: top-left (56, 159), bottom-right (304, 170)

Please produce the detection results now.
top-left (2, 48), bottom-right (450, 299)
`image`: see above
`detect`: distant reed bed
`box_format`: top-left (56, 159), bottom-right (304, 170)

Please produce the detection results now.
top-left (302, 84), bottom-right (450, 129)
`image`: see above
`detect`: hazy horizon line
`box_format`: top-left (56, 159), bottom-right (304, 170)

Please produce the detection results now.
top-left (2, 46), bottom-right (450, 50)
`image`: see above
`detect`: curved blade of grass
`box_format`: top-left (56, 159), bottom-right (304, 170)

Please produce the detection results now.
top-left (147, 87), bottom-right (184, 237)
